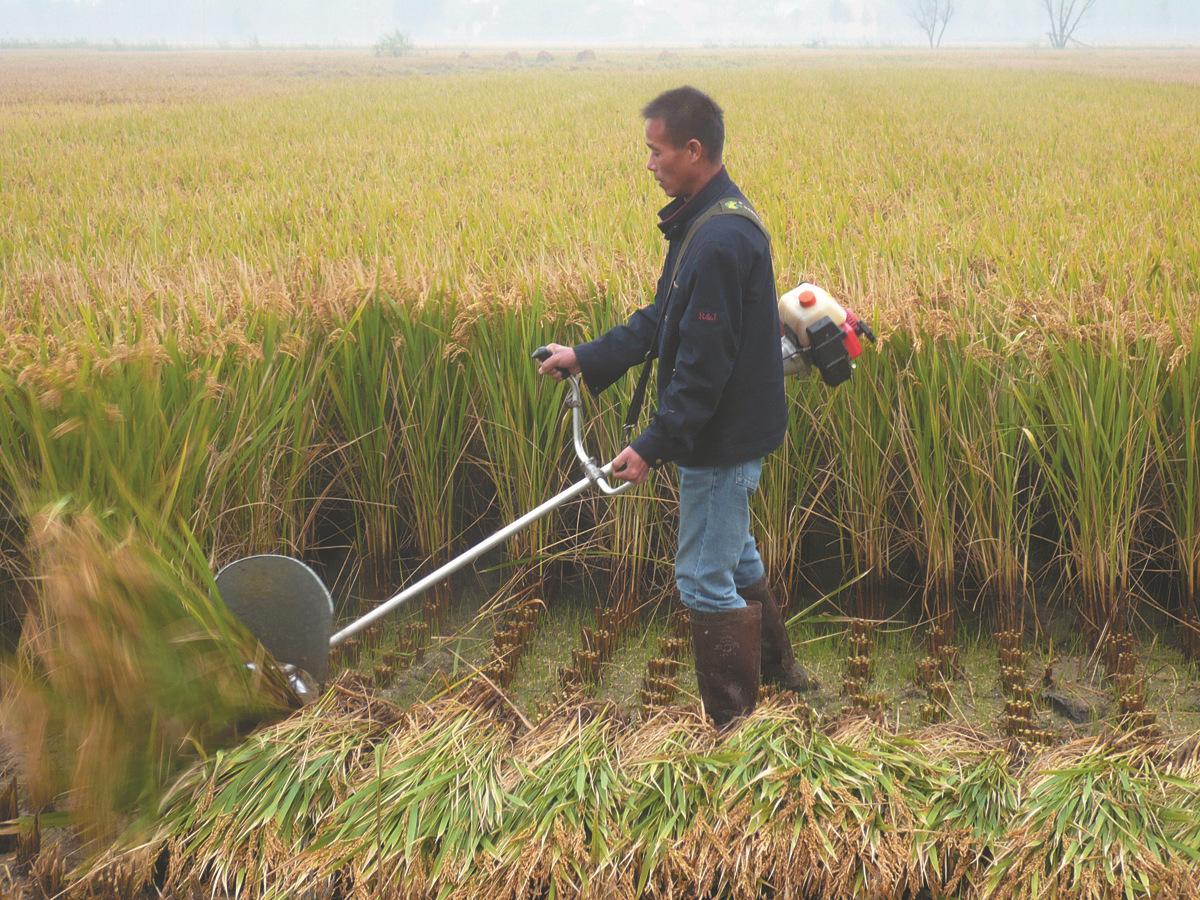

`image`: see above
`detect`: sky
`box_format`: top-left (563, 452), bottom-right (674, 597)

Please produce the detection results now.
top-left (2, 0), bottom-right (1199, 47)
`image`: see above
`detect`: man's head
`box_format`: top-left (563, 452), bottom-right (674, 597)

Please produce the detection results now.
top-left (642, 86), bottom-right (725, 201)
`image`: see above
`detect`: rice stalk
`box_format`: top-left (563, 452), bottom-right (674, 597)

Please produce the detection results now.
top-left (131, 673), bottom-right (398, 898)
top-left (950, 337), bottom-right (1039, 635)
top-left (1016, 330), bottom-right (1162, 641)
top-left (895, 334), bottom-right (965, 627)
top-left (59, 687), bottom-right (1200, 900)
top-left (1155, 305), bottom-right (1200, 656)
top-left (464, 289), bottom-right (586, 598)
top-left (307, 689), bottom-right (516, 899)
top-left (754, 376), bottom-right (832, 601)
top-left (322, 294), bottom-right (415, 599)
top-left (471, 702), bottom-right (631, 900)
top-left (616, 708), bottom-right (729, 899)
top-left (921, 745), bottom-right (1021, 897)
top-left (712, 704), bottom-right (946, 900)
top-left (391, 291), bottom-right (477, 578)
top-left (824, 337), bottom-right (902, 620)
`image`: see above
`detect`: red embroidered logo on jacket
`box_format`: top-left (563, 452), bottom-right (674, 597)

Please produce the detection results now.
top-left (698, 312), bottom-right (718, 322)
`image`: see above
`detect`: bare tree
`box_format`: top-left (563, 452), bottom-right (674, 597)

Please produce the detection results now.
top-left (1040, 0), bottom-right (1100, 48)
top-left (910, 0), bottom-right (955, 48)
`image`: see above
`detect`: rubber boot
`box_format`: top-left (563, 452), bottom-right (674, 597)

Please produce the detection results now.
top-left (690, 603), bottom-right (761, 728)
top-left (739, 575), bottom-right (816, 692)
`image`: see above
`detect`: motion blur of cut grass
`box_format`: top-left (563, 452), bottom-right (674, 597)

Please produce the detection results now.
top-left (0, 505), bottom-right (293, 841)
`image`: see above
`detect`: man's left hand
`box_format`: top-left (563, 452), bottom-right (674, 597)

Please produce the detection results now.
top-left (536, 343), bottom-right (580, 381)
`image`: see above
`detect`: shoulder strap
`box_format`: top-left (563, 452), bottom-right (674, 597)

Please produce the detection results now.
top-left (665, 199), bottom-right (769, 290)
top-left (623, 199), bottom-right (770, 443)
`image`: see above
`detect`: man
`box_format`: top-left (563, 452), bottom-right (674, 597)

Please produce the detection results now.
top-left (537, 86), bottom-right (812, 727)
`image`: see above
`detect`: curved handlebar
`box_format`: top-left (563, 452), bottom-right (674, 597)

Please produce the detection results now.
top-left (533, 347), bottom-right (635, 497)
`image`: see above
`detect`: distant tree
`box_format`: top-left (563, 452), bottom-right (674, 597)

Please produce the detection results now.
top-left (1039, 0), bottom-right (1099, 47)
top-left (909, 0), bottom-right (954, 48)
top-left (828, 0), bottom-right (854, 25)
top-left (374, 28), bottom-right (413, 56)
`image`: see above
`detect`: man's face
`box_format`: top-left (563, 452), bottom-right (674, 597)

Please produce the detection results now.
top-left (645, 117), bottom-right (697, 200)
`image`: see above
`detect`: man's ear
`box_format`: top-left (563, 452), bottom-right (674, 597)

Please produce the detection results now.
top-left (686, 138), bottom-right (705, 162)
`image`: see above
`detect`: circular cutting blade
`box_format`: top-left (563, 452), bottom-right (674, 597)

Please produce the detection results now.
top-left (215, 554), bottom-right (333, 681)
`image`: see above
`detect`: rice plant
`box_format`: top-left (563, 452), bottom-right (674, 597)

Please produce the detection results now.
top-left (5, 58), bottom-right (1200, 634)
top-left (823, 341), bottom-right (903, 621)
top-left (392, 293), bottom-right (477, 571)
top-left (562, 286), bottom-right (673, 625)
top-left (322, 294), bottom-right (418, 599)
top-left (755, 375), bottom-right (833, 600)
top-left (464, 289), bottom-right (587, 598)
top-left (1016, 329), bottom-right (1162, 641)
top-left (949, 334), bottom-right (1039, 635)
top-left (895, 333), bottom-right (966, 627)
top-left (1156, 307), bottom-right (1200, 656)
top-left (198, 309), bottom-right (332, 561)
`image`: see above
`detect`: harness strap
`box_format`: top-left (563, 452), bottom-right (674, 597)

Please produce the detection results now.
top-left (622, 199), bottom-right (770, 443)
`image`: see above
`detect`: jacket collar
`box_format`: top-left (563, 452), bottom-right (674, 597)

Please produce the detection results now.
top-left (656, 166), bottom-right (732, 240)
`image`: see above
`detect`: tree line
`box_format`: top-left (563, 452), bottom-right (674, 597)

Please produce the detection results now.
top-left (912, 0), bottom-right (1101, 49)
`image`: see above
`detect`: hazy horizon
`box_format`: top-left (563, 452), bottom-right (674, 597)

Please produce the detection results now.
top-left (3, 0), bottom-right (1200, 49)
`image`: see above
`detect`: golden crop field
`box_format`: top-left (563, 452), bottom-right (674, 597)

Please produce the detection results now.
top-left (2, 48), bottom-right (1200, 899)
top-left (4, 48), bottom-right (1200, 621)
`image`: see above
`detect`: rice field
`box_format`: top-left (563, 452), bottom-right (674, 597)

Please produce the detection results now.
top-left (2, 47), bottom-right (1200, 898)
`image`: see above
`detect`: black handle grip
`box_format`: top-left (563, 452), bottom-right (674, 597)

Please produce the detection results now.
top-left (533, 346), bottom-right (571, 379)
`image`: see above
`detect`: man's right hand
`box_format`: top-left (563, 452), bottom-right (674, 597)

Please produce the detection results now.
top-left (609, 444), bottom-right (650, 485)
top-left (536, 343), bottom-right (581, 381)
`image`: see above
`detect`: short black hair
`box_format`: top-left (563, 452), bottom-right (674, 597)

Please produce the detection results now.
top-left (641, 86), bottom-right (724, 163)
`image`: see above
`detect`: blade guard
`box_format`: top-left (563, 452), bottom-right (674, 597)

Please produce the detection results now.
top-left (215, 555), bottom-right (333, 680)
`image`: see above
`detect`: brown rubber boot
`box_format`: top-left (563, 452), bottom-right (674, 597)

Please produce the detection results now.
top-left (739, 575), bottom-right (816, 692)
top-left (690, 603), bottom-right (762, 728)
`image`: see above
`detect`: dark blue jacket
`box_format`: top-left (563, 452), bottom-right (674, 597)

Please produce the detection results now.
top-left (574, 169), bottom-right (788, 468)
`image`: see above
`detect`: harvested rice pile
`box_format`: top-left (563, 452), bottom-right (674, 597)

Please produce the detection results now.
top-left (67, 673), bottom-right (1200, 900)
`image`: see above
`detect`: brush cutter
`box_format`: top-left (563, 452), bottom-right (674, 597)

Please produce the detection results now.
top-left (214, 351), bottom-right (632, 694)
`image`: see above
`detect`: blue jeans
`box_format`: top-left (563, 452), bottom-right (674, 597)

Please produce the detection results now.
top-left (675, 459), bottom-right (766, 613)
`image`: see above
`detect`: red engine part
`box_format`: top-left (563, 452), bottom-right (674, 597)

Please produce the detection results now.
top-left (842, 310), bottom-right (864, 359)
top-left (841, 308), bottom-right (877, 360)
